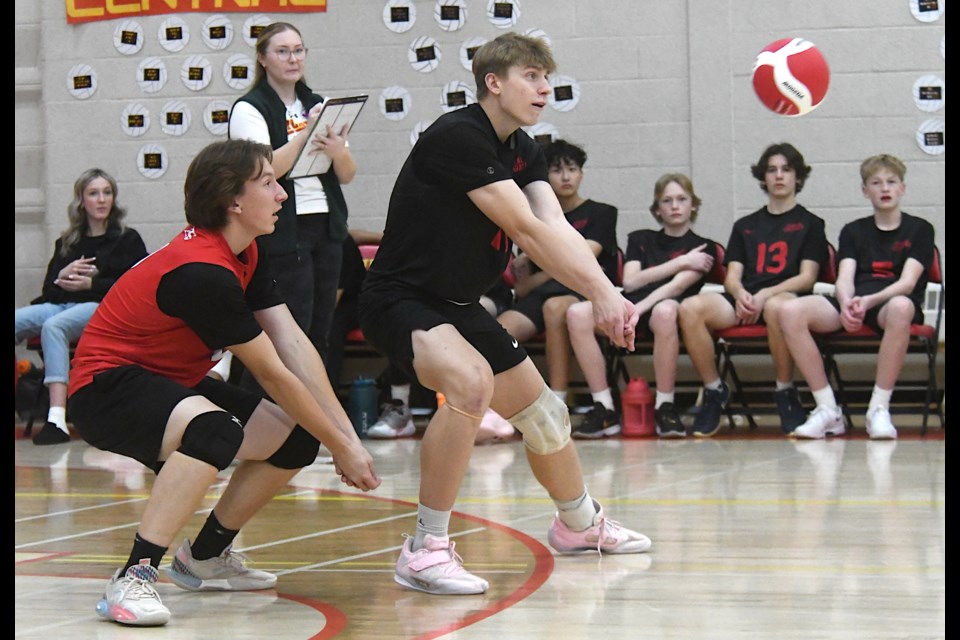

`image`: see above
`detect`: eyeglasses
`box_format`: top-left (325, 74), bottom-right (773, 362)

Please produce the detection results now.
top-left (270, 47), bottom-right (308, 61)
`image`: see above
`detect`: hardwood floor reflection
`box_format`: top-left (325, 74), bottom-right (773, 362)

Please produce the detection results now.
top-left (15, 426), bottom-right (944, 639)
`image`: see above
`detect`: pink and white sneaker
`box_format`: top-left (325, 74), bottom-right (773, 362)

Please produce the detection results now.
top-left (96, 562), bottom-right (170, 626)
top-left (475, 408), bottom-right (516, 444)
top-left (394, 534), bottom-right (489, 595)
top-left (548, 501), bottom-right (651, 555)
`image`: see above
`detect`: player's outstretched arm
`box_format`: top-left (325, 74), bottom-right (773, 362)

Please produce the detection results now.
top-left (469, 179), bottom-right (637, 348)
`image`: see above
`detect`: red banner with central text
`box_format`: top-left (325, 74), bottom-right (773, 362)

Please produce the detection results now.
top-left (66, 1), bottom-right (327, 25)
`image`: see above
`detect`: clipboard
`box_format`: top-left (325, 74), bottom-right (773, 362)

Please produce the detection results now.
top-left (289, 94), bottom-right (368, 179)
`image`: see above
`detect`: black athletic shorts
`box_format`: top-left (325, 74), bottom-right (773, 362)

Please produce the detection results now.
top-left (824, 296), bottom-right (923, 334)
top-left (507, 280), bottom-right (582, 333)
top-left (68, 365), bottom-right (262, 472)
top-left (358, 287), bottom-right (528, 384)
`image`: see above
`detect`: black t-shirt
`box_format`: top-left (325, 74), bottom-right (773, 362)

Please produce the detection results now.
top-left (157, 262), bottom-right (278, 352)
top-left (725, 204), bottom-right (828, 294)
top-left (524, 199), bottom-right (619, 283)
top-left (624, 228), bottom-right (721, 303)
top-left (365, 104), bottom-right (548, 303)
top-left (837, 212), bottom-right (934, 306)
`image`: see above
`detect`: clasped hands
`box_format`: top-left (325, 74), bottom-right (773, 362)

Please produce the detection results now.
top-left (55, 256), bottom-right (97, 291)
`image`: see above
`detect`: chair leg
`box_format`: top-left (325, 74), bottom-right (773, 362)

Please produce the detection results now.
top-left (718, 344), bottom-right (757, 430)
top-left (822, 348), bottom-right (853, 431)
top-left (922, 347), bottom-right (937, 436)
top-left (607, 346), bottom-right (627, 412)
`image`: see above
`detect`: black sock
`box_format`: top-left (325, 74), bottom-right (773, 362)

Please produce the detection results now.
top-left (122, 533), bottom-right (167, 574)
top-left (190, 511), bottom-right (240, 561)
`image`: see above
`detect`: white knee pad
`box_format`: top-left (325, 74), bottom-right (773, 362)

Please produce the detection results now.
top-left (507, 385), bottom-right (571, 455)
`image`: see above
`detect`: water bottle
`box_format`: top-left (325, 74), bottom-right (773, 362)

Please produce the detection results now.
top-left (621, 377), bottom-right (655, 437)
top-left (348, 376), bottom-right (379, 438)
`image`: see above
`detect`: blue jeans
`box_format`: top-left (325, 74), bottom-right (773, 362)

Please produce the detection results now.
top-left (15, 302), bottom-right (99, 385)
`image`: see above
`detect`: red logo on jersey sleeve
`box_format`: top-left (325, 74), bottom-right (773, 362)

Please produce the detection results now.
top-left (513, 156), bottom-right (526, 173)
top-left (490, 229), bottom-right (508, 251)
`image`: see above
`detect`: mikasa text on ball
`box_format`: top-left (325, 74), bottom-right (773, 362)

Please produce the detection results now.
top-left (752, 38), bottom-right (830, 116)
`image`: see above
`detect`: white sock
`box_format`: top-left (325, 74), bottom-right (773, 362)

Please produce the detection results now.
top-left (656, 390), bottom-right (674, 408)
top-left (776, 380), bottom-right (794, 391)
top-left (552, 388), bottom-right (568, 403)
top-left (47, 406), bottom-right (68, 433)
top-left (413, 504), bottom-right (450, 550)
top-left (555, 490), bottom-right (597, 531)
top-left (868, 385), bottom-right (893, 412)
top-left (812, 386), bottom-right (838, 410)
top-left (591, 388), bottom-right (615, 411)
top-left (705, 379), bottom-right (723, 391)
top-left (391, 384), bottom-right (410, 406)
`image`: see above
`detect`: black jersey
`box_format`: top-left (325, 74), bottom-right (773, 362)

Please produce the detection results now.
top-left (365, 104), bottom-right (548, 303)
top-left (522, 199), bottom-right (619, 283)
top-left (624, 228), bottom-right (721, 304)
top-left (725, 204), bottom-right (828, 294)
top-left (564, 199), bottom-right (619, 283)
top-left (837, 212), bottom-right (934, 307)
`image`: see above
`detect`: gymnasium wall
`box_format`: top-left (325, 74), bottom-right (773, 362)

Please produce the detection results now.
top-left (15, 1), bottom-right (945, 337)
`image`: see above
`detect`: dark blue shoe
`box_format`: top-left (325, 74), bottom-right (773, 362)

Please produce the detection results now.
top-left (775, 386), bottom-right (806, 434)
top-left (691, 382), bottom-right (730, 437)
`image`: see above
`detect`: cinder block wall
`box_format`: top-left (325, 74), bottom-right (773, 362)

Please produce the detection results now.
top-left (16, 1), bottom-right (945, 349)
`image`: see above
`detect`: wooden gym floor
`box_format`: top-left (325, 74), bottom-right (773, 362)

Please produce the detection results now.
top-left (15, 418), bottom-right (944, 639)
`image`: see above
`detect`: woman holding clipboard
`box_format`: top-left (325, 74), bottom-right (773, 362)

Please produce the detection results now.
top-left (229, 21), bottom-right (357, 371)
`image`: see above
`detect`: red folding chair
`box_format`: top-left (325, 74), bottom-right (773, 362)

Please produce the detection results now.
top-left (714, 243), bottom-right (837, 430)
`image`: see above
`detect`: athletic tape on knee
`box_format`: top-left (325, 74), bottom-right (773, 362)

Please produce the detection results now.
top-left (441, 402), bottom-right (484, 421)
top-left (267, 425), bottom-right (320, 469)
top-left (507, 385), bottom-right (571, 455)
top-left (178, 411), bottom-right (244, 471)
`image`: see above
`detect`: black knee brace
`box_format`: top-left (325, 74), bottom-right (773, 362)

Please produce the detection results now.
top-left (177, 411), bottom-right (245, 471)
top-left (266, 425), bottom-right (320, 469)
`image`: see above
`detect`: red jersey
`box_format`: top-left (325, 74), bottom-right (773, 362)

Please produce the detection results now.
top-left (69, 226), bottom-right (263, 394)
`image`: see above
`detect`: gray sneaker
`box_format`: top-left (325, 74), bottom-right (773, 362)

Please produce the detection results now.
top-left (165, 539), bottom-right (276, 592)
top-left (367, 399), bottom-right (416, 439)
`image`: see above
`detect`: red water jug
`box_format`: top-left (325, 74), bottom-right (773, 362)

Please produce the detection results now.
top-left (621, 377), bottom-right (655, 437)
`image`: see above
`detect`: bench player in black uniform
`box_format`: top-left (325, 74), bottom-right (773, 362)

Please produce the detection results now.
top-left (783, 154), bottom-right (935, 440)
top-left (567, 173), bottom-right (720, 439)
top-left (497, 138), bottom-right (619, 405)
top-left (678, 143), bottom-right (829, 436)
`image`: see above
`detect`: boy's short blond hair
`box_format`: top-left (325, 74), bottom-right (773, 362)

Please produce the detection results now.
top-left (472, 32), bottom-right (556, 100)
top-left (860, 154), bottom-right (907, 183)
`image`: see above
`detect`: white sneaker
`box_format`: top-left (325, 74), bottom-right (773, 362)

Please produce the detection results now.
top-left (96, 563), bottom-right (170, 626)
top-left (394, 534), bottom-right (488, 595)
top-left (367, 400), bottom-right (416, 439)
top-left (792, 405), bottom-right (845, 439)
top-left (865, 406), bottom-right (897, 440)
